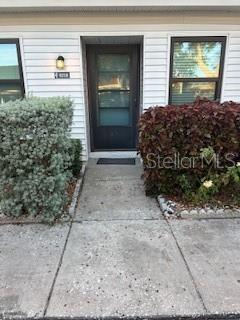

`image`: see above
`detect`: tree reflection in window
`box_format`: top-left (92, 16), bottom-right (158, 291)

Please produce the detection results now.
top-left (170, 37), bottom-right (226, 105)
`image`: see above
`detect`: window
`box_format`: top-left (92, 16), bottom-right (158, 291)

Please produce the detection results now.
top-left (0, 39), bottom-right (24, 104)
top-left (169, 37), bottom-right (226, 105)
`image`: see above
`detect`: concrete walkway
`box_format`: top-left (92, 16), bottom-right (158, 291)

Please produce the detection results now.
top-left (1, 159), bottom-right (240, 319)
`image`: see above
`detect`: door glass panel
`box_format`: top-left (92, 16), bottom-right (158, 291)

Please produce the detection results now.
top-left (0, 44), bottom-right (20, 80)
top-left (171, 81), bottom-right (216, 104)
top-left (98, 72), bottom-right (130, 90)
top-left (97, 53), bottom-right (131, 126)
top-left (99, 91), bottom-right (130, 108)
top-left (98, 54), bottom-right (130, 72)
top-left (172, 41), bottom-right (222, 78)
top-left (0, 84), bottom-right (22, 103)
top-left (99, 109), bottom-right (130, 126)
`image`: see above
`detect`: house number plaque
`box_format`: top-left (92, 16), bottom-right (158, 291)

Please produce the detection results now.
top-left (54, 72), bottom-right (70, 79)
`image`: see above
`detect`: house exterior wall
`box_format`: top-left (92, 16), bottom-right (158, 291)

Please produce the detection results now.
top-left (1, 13), bottom-right (240, 159)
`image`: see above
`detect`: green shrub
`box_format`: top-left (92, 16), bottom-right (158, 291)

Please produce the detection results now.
top-left (138, 98), bottom-right (240, 203)
top-left (69, 139), bottom-right (83, 177)
top-left (0, 96), bottom-right (74, 221)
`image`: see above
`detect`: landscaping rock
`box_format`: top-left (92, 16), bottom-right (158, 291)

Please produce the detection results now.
top-left (157, 194), bottom-right (240, 220)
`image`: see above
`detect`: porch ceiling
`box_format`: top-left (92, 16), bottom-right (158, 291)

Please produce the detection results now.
top-left (0, 0), bottom-right (240, 13)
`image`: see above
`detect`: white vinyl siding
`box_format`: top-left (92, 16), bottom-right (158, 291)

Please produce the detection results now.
top-left (222, 34), bottom-right (240, 102)
top-left (143, 35), bottom-right (168, 108)
top-left (21, 36), bottom-right (87, 159)
top-left (1, 25), bottom-right (240, 158)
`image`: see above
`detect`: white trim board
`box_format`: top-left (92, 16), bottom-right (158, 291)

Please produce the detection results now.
top-left (1, 25), bottom-right (240, 33)
top-left (1, 0), bottom-right (240, 11)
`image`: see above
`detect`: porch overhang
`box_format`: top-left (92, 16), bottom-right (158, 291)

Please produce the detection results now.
top-left (0, 0), bottom-right (240, 12)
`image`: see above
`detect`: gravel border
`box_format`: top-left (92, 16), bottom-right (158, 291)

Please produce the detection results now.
top-left (157, 195), bottom-right (240, 220)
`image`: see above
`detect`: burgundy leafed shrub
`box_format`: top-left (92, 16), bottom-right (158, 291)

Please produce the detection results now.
top-left (138, 98), bottom-right (240, 198)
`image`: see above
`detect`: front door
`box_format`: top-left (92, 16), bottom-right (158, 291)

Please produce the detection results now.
top-left (87, 45), bottom-right (140, 151)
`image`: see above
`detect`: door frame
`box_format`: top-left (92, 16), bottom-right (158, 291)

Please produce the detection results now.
top-left (86, 44), bottom-right (140, 152)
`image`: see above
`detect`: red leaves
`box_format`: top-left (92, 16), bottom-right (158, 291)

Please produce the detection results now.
top-left (138, 98), bottom-right (240, 196)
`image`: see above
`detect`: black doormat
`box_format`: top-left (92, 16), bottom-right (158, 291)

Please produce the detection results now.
top-left (97, 158), bottom-right (136, 165)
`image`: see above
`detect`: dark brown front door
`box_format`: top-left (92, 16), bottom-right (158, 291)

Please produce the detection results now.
top-left (87, 44), bottom-right (140, 151)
